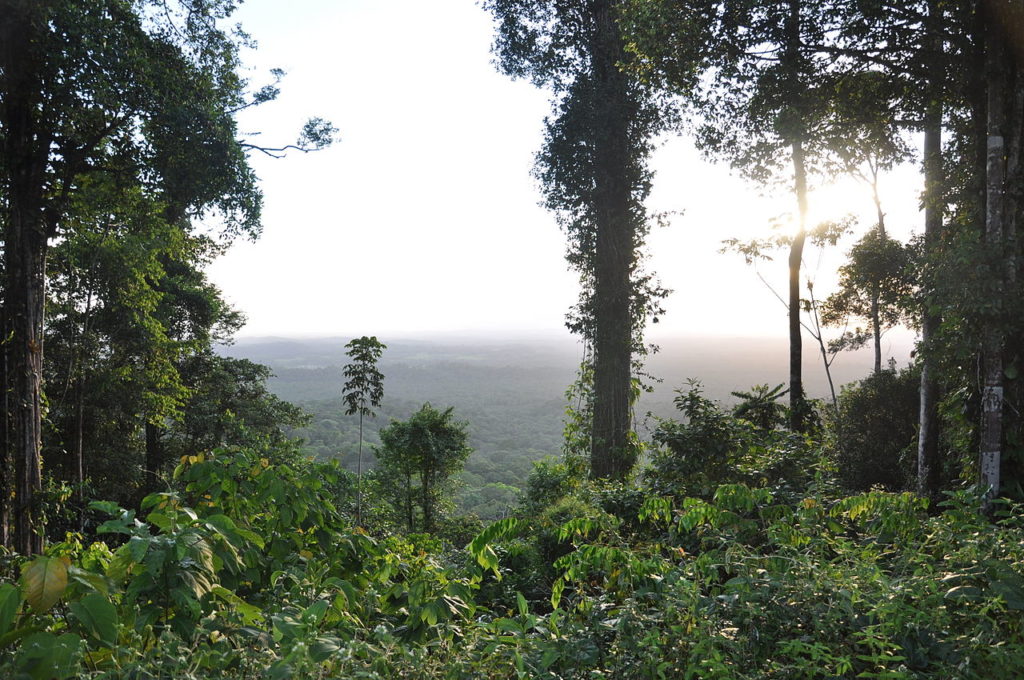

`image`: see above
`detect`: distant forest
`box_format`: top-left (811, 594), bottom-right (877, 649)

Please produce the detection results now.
top-left (222, 335), bottom-right (904, 517)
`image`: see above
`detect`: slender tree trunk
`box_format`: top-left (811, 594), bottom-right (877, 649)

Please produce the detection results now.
top-left (870, 169), bottom-right (885, 375)
top-left (788, 141), bottom-right (808, 432)
top-left (145, 421), bottom-right (164, 495)
top-left (0, 303), bottom-right (10, 548)
top-left (783, 0), bottom-right (808, 433)
top-left (422, 468), bottom-right (433, 533)
top-left (589, 0), bottom-right (637, 478)
top-left (980, 12), bottom-right (1012, 506)
top-left (917, 0), bottom-right (945, 500)
top-left (73, 377), bottom-right (85, 527)
top-left (807, 285), bottom-right (839, 415)
top-left (871, 289), bottom-right (882, 374)
top-left (356, 411), bottom-right (363, 525)
top-left (405, 472), bottom-right (413, 533)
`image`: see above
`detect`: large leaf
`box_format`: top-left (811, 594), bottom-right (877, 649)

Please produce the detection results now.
top-left (66, 565), bottom-right (110, 597)
top-left (21, 556), bottom-right (70, 613)
top-left (0, 583), bottom-right (21, 636)
top-left (69, 593), bottom-right (118, 647)
top-left (14, 631), bottom-right (82, 680)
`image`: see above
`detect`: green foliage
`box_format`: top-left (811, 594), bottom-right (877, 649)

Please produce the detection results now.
top-left (2, 434), bottom-right (1024, 678)
top-left (650, 380), bottom-right (744, 497)
top-left (648, 380), bottom-right (823, 504)
top-left (342, 337), bottom-right (387, 419)
top-left (821, 229), bottom-right (914, 355)
top-left (342, 336), bottom-right (387, 524)
top-left (730, 382), bottom-right (788, 431)
top-left (376, 404), bottom-right (474, 533)
top-left (829, 364), bottom-right (921, 491)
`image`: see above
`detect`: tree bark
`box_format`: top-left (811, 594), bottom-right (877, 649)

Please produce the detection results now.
top-left (589, 0), bottom-right (637, 478)
top-left (870, 170), bottom-right (885, 375)
top-left (356, 411), bottom-right (364, 525)
top-left (5, 213), bottom-right (47, 556)
top-left (781, 0), bottom-right (809, 432)
top-left (144, 420), bottom-right (164, 495)
top-left (73, 377), bottom-right (85, 530)
top-left (2, 2), bottom-right (50, 554)
top-left (916, 0), bottom-right (944, 501)
top-left (979, 8), bottom-right (1014, 507)
top-left (422, 465), bottom-right (433, 533)
top-left (788, 149), bottom-right (808, 432)
top-left (871, 288), bottom-right (882, 375)
top-left (0, 303), bottom-right (10, 548)
top-left (405, 472), bottom-right (413, 533)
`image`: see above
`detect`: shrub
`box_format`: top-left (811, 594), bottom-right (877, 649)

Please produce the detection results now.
top-left (830, 365), bottom-right (920, 491)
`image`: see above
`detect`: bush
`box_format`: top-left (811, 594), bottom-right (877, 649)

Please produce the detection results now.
top-left (830, 365), bottom-right (920, 491)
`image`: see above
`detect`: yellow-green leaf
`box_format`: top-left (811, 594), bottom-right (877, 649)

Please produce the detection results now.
top-left (21, 556), bottom-right (70, 613)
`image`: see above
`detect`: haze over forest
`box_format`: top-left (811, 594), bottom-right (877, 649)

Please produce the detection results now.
top-left (220, 333), bottom-right (912, 516)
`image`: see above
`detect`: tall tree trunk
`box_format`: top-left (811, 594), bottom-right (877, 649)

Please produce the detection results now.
top-left (783, 0), bottom-right (808, 433)
top-left (589, 0), bottom-right (637, 478)
top-left (871, 176), bottom-right (885, 375)
top-left (916, 0), bottom-right (945, 501)
top-left (871, 288), bottom-right (882, 374)
top-left (2, 4), bottom-right (50, 554)
top-left (356, 411), bottom-right (364, 525)
top-left (145, 421), bottom-right (163, 495)
top-left (6, 215), bottom-right (47, 556)
top-left (73, 376), bottom-right (86, 530)
top-left (405, 472), bottom-right (413, 533)
top-left (787, 161), bottom-right (808, 432)
top-left (422, 467), bottom-right (433, 533)
top-left (0, 303), bottom-right (10, 548)
top-left (980, 8), bottom-right (1013, 507)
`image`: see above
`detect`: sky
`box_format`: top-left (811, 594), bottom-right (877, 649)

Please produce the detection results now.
top-left (207, 0), bottom-right (925, 345)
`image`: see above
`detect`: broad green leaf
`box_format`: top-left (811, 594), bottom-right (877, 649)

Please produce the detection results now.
top-left (68, 593), bottom-right (118, 647)
top-left (15, 631), bottom-right (83, 680)
top-left (234, 528), bottom-right (265, 549)
top-left (302, 599), bottom-right (329, 626)
top-left (203, 513), bottom-right (235, 534)
top-left (492, 618), bottom-right (523, 634)
top-left (146, 512), bottom-right (173, 532)
top-left (210, 586), bottom-right (264, 625)
top-left (268, 660), bottom-right (293, 680)
top-left (541, 647), bottom-right (560, 670)
top-left (309, 636), bottom-right (341, 662)
top-left (989, 566), bottom-right (1024, 610)
top-left (0, 583), bottom-right (21, 636)
top-left (67, 566), bottom-right (109, 596)
top-left (87, 501), bottom-right (121, 516)
top-left (127, 536), bottom-right (150, 563)
top-left (96, 517), bottom-right (136, 535)
top-left (21, 556), bottom-right (70, 613)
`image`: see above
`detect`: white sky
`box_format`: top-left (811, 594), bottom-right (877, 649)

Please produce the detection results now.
top-left (207, 0), bottom-right (925, 342)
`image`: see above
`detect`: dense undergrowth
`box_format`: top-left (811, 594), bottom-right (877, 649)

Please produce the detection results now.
top-left (2, 402), bottom-right (1023, 678)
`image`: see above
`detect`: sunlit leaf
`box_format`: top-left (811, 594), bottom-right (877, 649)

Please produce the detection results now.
top-left (21, 556), bottom-right (70, 613)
